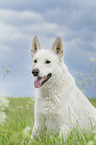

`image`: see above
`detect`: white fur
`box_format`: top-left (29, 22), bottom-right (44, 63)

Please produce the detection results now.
top-left (31, 35), bottom-right (96, 138)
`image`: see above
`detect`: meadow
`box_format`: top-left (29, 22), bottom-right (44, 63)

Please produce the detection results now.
top-left (0, 97), bottom-right (96, 145)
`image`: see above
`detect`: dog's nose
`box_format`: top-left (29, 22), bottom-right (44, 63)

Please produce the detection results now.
top-left (32, 69), bottom-right (39, 76)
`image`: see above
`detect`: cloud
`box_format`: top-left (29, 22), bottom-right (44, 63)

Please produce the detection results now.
top-left (64, 37), bottom-right (96, 74)
top-left (25, 22), bottom-right (57, 34)
top-left (0, 9), bottom-right (59, 64)
top-left (0, 9), bottom-right (59, 42)
top-left (0, 7), bottom-right (96, 68)
top-left (0, 22), bottom-right (18, 42)
top-left (0, 1), bottom-right (96, 97)
top-left (0, 9), bottom-right (42, 26)
top-left (44, 1), bottom-right (96, 31)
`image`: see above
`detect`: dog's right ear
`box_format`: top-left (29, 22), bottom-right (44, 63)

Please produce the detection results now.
top-left (31, 35), bottom-right (42, 58)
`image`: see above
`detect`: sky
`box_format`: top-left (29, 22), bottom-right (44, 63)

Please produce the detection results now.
top-left (0, 0), bottom-right (96, 97)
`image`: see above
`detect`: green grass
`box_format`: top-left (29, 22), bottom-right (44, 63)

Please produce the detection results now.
top-left (0, 98), bottom-right (96, 145)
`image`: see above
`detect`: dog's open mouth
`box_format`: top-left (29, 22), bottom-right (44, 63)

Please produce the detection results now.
top-left (34, 73), bottom-right (52, 88)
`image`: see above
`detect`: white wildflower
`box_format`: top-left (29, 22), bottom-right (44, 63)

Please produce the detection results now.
top-left (87, 140), bottom-right (94, 145)
top-left (26, 105), bottom-right (30, 110)
top-left (17, 106), bottom-right (23, 109)
top-left (80, 73), bottom-right (83, 76)
top-left (1, 107), bottom-right (5, 111)
top-left (0, 96), bottom-right (9, 109)
top-left (78, 81), bottom-right (82, 85)
top-left (23, 126), bottom-right (31, 136)
top-left (3, 64), bottom-right (7, 67)
top-left (93, 135), bottom-right (96, 140)
top-left (89, 57), bottom-right (95, 62)
top-left (31, 98), bottom-right (34, 101)
top-left (12, 108), bottom-right (15, 112)
top-left (0, 112), bottom-right (6, 124)
top-left (0, 95), bottom-right (9, 124)
top-left (26, 105), bottom-right (29, 107)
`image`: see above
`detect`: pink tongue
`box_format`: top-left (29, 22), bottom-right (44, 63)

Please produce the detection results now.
top-left (34, 77), bottom-right (45, 88)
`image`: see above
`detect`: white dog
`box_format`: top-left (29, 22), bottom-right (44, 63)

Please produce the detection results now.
top-left (31, 35), bottom-right (96, 138)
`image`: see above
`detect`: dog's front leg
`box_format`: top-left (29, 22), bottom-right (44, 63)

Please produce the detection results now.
top-left (31, 114), bottom-right (46, 139)
top-left (59, 124), bottom-right (70, 139)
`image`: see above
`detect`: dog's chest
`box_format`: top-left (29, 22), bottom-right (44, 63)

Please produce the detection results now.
top-left (37, 96), bottom-right (62, 130)
top-left (42, 96), bottom-right (60, 115)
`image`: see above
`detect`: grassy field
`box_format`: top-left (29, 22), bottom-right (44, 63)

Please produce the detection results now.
top-left (0, 97), bottom-right (96, 145)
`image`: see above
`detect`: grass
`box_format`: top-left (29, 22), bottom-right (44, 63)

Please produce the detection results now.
top-left (0, 97), bottom-right (96, 145)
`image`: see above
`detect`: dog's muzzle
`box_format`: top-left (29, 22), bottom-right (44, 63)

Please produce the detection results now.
top-left (31, 69), bottom-right (52, 88)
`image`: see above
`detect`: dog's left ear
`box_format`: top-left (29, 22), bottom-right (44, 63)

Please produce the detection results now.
top-left (51, 36), bottom-right (64, 58)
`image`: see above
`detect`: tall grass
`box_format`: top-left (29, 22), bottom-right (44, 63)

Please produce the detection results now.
top-left (0, 98), bottom-right (34, 145)
top-left (0, 97), bottom-right (96, 145)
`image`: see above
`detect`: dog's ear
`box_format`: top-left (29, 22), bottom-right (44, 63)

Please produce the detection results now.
top-left (31, 35), bottom-right (42, 58)
top-left (51, 36), bottom-right (64, 58)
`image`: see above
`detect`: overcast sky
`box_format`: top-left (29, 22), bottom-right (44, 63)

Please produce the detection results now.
top-left (0, 0), bottom-right (96, 97)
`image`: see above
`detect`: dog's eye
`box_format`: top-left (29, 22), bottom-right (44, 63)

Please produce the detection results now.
top-left (34, 59), bottom-right (37, 63)
top-left (45, 60), bottom-right (51, 64)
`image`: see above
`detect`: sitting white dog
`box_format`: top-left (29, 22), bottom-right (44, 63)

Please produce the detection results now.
top-left (31, 35), bottom-right (96, 138)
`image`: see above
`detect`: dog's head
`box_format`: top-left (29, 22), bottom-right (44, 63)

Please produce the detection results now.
top-left (31, 35), bottom-right (64, 88)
